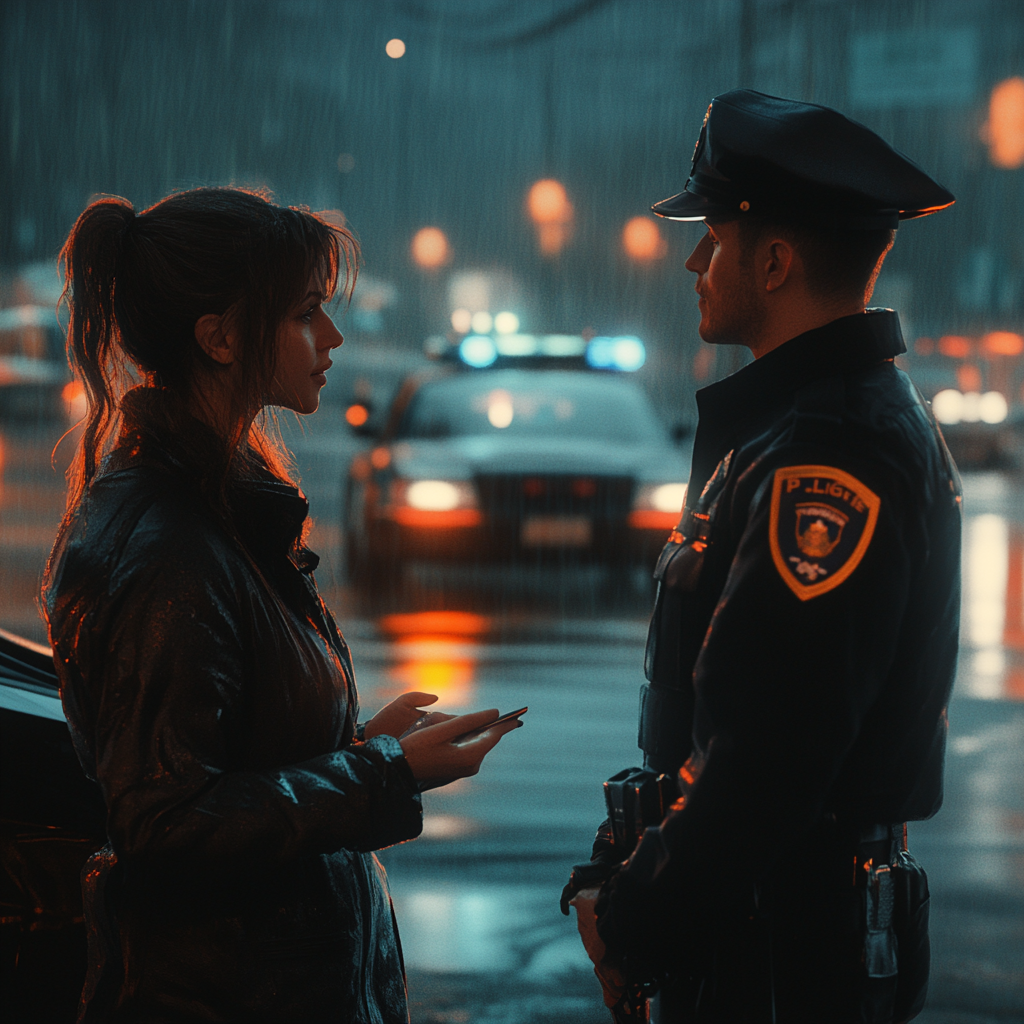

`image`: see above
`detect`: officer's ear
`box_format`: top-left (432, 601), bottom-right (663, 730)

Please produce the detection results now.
top-left (762, 237), bottom-right (798, 294)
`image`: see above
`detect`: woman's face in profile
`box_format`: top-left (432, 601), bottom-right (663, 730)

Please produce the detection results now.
top-left (268, 286), bottom-right (344, 414)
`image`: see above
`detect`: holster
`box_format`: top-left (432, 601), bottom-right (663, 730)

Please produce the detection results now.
top-left (603, 768), bottom-right (680, 853)
top-left (858, 826), bottom-right (930, 1024)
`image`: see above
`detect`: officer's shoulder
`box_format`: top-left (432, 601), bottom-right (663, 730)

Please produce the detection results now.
top-left (793, 362), bottom-right (932, 452)
top-left (772, 362), bottom-right (950, 506)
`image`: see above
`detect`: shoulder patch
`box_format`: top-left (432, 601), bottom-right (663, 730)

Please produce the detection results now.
top-left (768, 465), bottom-right (880, 601)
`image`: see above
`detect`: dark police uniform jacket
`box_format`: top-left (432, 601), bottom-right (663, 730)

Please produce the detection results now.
top-left (596, 310), bottom-right (961, 1011)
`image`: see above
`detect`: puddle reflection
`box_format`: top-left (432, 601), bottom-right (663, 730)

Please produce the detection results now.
top-left (961, 493), bottom-right (1024, 700)
top-left (378, 611), bottom-right (490, 709)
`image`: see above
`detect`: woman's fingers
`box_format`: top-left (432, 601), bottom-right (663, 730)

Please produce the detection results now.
top-left (394, 691), bottom-right (439, 709)
top-left (398, 708), bottom-right (523, 782)
top-left (420, 707), bottom-right (501, 741)
top-left (451, 718), bottom-right (523, 773)
top-left (417, 711), bottom-right (456, 728)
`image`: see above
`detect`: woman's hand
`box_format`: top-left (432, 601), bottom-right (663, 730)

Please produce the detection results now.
top-left (399, 708), bottom-right (522, 784)
top-left (364, 692), bottom-right (444, 740)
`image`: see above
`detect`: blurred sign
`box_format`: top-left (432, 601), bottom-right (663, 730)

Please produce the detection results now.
top-left (849, 28), bottom-right (978, 108)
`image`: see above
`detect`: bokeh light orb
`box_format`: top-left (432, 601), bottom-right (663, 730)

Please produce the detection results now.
top-left (470, 310), bottom-right (493, 334)
top-left (494, 311), bottom-right (520, 334)
top-left (386, 38), bottom-right (406, 59)
top-left (451, 308), bottom-right (472, 333)
top-left (411, 226), bottom-right (449, 269)
top-left (932, 389), bottom-right (964, 425)
top-left (527, 179), bottom-right (571, 224)
top-left (622, 217), bottom-right (666, 262)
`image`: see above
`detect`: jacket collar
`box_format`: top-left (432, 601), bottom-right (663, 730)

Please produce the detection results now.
top-left (689, 309), bottom-right (905, 489)
top-left (230, 476), bottom-right (318, 573)
top-left (114, 387), bottom-right (316, 571)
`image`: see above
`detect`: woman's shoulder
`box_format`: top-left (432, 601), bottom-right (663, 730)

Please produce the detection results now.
top-left (49, 456), bottom-right (246, 605)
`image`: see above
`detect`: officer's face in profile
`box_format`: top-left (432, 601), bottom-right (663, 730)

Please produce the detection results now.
top-left (685, 219), bottom-right (767, 348)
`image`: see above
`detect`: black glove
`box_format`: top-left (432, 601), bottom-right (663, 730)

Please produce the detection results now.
top-left (560, 819), bottom-right (622, 916)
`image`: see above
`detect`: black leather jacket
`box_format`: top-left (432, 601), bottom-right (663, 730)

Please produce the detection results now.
top-left (597, 311), bottom-right (961, 969)
top-left (45, 399), bottom-right (422, 1022)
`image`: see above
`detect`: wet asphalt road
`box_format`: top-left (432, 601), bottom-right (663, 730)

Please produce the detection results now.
top-left (1, 414), bottom-right (1022, 1023)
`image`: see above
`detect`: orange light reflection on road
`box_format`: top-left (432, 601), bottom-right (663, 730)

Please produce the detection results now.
top-left (1005, 525), bottom-right (1024, 699)
top-left (379, 611), bottom-right (491, 710)
top-left (379, 611), bottom-right (491, 637)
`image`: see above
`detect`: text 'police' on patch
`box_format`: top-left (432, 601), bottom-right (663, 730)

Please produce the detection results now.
top-left (769, 465), bottom-right (880, 601)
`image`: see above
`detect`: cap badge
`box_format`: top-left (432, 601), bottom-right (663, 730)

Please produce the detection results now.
top-left (769, 465), bottom-right (880, 600)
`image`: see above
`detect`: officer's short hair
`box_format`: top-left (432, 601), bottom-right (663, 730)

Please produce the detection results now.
top-left (736, 218), bottom-right (895, 302)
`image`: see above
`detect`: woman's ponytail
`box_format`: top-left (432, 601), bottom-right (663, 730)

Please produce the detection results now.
top-left (58, 196), bottom-right (135, 505)
top-left (52, 187), bottom-right (356, 524)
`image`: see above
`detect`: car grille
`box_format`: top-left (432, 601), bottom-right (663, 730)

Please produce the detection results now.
top-left (474, 473), bottom-right (634, 521)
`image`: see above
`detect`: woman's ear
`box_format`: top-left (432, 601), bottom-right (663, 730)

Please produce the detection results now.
top-left (194, 313), bottom-right (239, 365)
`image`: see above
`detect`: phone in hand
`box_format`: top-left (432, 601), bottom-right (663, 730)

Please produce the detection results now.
top-left (452, 706), bottom-right (528, 744)
top-left (415, 707), bottom-right (528, 793)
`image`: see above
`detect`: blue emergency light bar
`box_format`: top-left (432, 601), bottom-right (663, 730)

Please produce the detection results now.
top-left (450, 333), bottom-right (645, 371)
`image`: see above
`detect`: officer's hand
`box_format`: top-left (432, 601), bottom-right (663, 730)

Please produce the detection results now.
top-left (560, 859), bottom-right (616, 915)
top-left (570, 888), bottom-right (626, 1008)
top-left (399, 708), bottom-right (522, 785)
top-left (364, 692), bottom-right (449, 740)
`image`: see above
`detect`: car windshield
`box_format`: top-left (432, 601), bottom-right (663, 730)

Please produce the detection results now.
top-left (397, 370), bottom-right (666, 445)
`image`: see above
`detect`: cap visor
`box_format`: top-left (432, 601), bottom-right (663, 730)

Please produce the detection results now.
top-left (651, 189), bottom-right (732, 221)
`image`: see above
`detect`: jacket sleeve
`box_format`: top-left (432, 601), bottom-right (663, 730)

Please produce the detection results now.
top-left (597, 444), bottom-right (913, 963)
top-left (78, 530), bottom-right (422, 869)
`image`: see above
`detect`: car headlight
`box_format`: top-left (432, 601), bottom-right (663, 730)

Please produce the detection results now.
top-left (634, 482), bottom-right (687, 513)
top-left (628, 482), bottom-right (687, 530)
top-left (392, 479), bottom-right (478, 510)
top-left (388, 478), bottom-right (482, 527)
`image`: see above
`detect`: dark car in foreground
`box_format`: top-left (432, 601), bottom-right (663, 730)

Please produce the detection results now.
top-left (0, 629), bottom-right (105, 1022)
top-left (344, 339), bottom-right (690, 589)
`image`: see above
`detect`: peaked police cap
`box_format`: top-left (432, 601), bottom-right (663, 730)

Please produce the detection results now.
top-left (652, 89), bottom-right (954, 230)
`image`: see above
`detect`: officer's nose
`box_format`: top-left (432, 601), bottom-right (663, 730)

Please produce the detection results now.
top-left (685, 231), bottom-right (713, 275)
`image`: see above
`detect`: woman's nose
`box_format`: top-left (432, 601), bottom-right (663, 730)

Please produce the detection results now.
top-left (322, 318), bottom-right (344, 350)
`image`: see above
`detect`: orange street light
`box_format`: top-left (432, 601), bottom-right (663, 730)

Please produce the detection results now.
top-left (526, 179), bottom-right (573, 257)
top-left (622, 217), bottom-right (667, 262)
top-left (411, 227), bottom-right (450, 270)
top-left (982, 331), bottom-right (1024, 356)
top-left (981, 77), bottom-right (1024, 168)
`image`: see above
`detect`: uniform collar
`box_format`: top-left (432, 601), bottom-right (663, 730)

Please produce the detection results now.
top-left (690, 309), bottom-right (906, 488)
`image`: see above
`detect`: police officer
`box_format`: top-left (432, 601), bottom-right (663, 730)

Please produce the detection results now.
top-left (563, 90), bottom-right (961, 1023)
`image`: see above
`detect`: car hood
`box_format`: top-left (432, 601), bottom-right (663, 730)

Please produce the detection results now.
top-left (389, 435), bottom-right (689, 482)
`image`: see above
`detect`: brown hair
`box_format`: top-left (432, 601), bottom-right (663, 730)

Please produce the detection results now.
top-left (56, 187), bottom-right (357, 514)
top-left (737, 218), bottom-right (895, 304)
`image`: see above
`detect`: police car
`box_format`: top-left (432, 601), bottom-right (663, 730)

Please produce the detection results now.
top-left (343, 333), bottom-right (690, 588)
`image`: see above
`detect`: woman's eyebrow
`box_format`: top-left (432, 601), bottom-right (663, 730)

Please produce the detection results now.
top-left (300, 290), bottom-right (324, 304)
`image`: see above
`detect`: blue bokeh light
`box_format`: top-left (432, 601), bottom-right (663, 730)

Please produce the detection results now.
top-left (459, 335), bottom-right (498, 367)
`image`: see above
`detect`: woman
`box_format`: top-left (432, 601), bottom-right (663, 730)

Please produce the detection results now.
top-left (43, 188), bottom-right (519, 1022)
